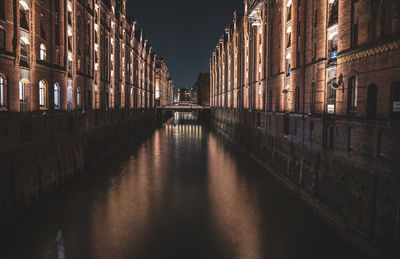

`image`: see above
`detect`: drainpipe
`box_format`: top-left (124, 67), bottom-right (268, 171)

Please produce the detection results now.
top-left (302, 0), bottom-right (308, 146)
top-left (264, 0), bottom-right (270, 123)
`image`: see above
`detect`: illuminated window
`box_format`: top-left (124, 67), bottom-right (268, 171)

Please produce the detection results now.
top-left (67, 86), bottom-right (73, 104)
top-left (19, 1), bottom-right (29, 30)
top-left (40, 44), bottom-right (46, 61)
top-left (0, 75), bottom-right (5, 107)
top-left (77, 87), bottom-right (81, 107)
top-left (19, 80), bottom-right (26, 101)
top-left (39, 80), bottom-right (47, 107)
top-left (54, 83), bottom-right (61, 109)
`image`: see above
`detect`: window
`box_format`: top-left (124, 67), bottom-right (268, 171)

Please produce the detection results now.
top-left (295, 86), bottom-right (300, 112)
top-left (67, 86), bottom-right (73, 104)
top-left (20, 39), bottom-right (27, 57)
top-left (351, 23), bottom-right (358, 48)
top-left (391, 82), bottom-right (400, 121)
top-left (310, 83), bottom-right (316, 113)
top-left (0, 76), bottom-right (5, 107)
top-left (328, 0), bottom-right (338, 26)
top-left (287, 1), bottom-right (292, 22)
top-left (19, 81), bottom-right (26, 102)
top-left (348, 77), bottom-right (357, 111)
top-left (19, 1), bottom-right (29, 30)
top-left (328, 34), bottom-right (338, 62)
top-left (39, 80), bottom-right (47, 108)
top-left (0, 0), bottom-right (5, 20)
top-left (0, 28), bottom-right (5, 50)
top-left (77, 88), bottom-right (81, 107)
top-left (327, 78), bottom-right (337, 114)
top-left (40, 44), bottom-right (46, 61)
top-left (39, 20), bottom-right (46, 40)
top-left (54, 83), bottom-right (61, 109)
top-left (19, 79), bottom-right (29, 112)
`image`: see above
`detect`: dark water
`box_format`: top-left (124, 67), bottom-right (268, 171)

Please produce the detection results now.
top-left (1, 113), bottom-right (364, 259)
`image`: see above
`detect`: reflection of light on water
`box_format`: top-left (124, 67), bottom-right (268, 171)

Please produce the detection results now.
top-left (207, 134), bottom-right (262, 259)
top-left (56, 230), bottom-right (66, 259)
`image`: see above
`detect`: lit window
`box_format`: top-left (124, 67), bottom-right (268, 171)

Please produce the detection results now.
top-left (77, 88), bottom-right (81, 107)
top-left (54, 83), bottom-right (61, 109)
top-left (67, 86), bottom-right (73, 104)
top-left (19, 80), bottom-right (26, 102)
top-left (19, 1), bottom-right (29, 30)
top-left (0, 76), bottom-right (5, 107)
top-left (39, 80), bottom-right (47, 107)
top-left (40, 44), bottom-right (46, 60)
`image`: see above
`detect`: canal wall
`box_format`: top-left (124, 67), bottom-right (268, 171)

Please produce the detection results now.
top-left (0, 109), bottom-right (162, 222)
top-left (211, 108), bottom-right (400, 259)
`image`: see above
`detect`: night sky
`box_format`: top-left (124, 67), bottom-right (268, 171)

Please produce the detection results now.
top-left (127, 0), bottom-right (244, 89)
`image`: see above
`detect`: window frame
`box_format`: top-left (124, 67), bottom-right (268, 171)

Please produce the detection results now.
top-left (40, 44), bottom-right (46, 61)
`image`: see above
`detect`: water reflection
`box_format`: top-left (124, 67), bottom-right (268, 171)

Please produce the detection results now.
top-left (208, 134), bottom-right (262, 259)
top-left (0, 112), bottom-right (363, 259)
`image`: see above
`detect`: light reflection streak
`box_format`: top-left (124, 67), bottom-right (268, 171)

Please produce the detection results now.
top-left (207, 134), bottom-right (262, 259)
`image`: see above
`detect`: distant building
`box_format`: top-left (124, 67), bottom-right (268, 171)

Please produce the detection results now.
top-left (193, 72), bottom-right (210, 107)
top-left (177, 88), bottom-right (196, 103)
top-left (155, 59), bottom-right (174, 106)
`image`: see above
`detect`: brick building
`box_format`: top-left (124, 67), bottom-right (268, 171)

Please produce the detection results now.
top-left (155, 58), bottom-right (174, 106)
top-left (0, 0), bottom-right (174, 221)
top-left (210, 0), bottom-right (400, 257)
top-left (193, 72), bottom-right (210, 107)
top-left (0, 0), bottom-right (173, 113)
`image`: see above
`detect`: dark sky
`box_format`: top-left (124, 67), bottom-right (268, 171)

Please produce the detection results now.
top-left (127, 0), bottom-right (244, 89)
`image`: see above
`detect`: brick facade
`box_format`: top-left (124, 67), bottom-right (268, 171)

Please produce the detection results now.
top-left (0, 0), bottom-right (173, 113)
top-left (211, 0), bottom-right (400, 257)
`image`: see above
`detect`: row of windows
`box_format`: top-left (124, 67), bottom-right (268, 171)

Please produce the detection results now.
top-left (0, 75), bottom-right (81, 111)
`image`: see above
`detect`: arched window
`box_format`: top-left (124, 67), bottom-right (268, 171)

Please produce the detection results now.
top-left (19, 0), bottom-right (29, 30)
top-left (77, 87), bottom-right (81, 107)
top-left (0, 75), bottom-right (5, 107)
top-left (54, 83), bottom-right (61, 109)
top-left (40, 44), bottom-right (46, 61)
top-left (19, 79), bottom-right (29, 112)
top-left (39, 80), bottom-right (47, 108)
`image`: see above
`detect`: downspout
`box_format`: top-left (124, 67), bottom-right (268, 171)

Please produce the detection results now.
top-left (264, 0), bottom-right (270, 119)
top-left (302, 0), bottom-right (307, 146)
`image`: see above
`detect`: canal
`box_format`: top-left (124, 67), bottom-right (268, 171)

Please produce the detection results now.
top-left (1, 113), bottom-right (363, 259)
